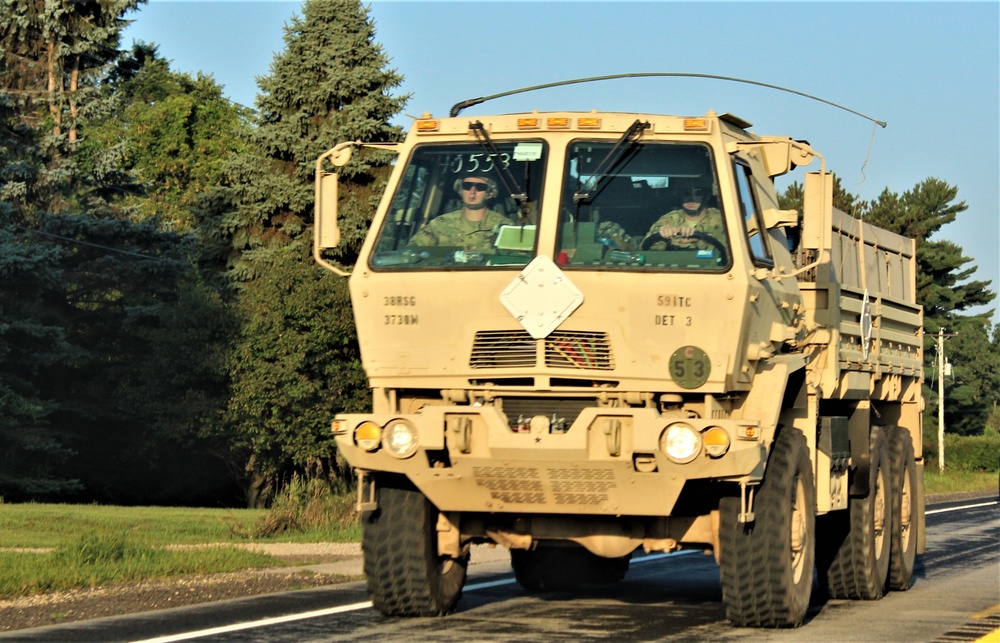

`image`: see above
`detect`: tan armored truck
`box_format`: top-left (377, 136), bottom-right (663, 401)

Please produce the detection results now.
top-left (314, 104), bottom-right (924, 627)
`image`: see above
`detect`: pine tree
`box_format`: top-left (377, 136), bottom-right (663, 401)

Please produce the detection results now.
top-left (0, 0), bottom-right (144, 142)
top-left (0, 90), bottom-right (83, 497)
top-left (224, 0), bottom-right (407, 279)
top-left (220, 0), bottom-right (408, 502)
top-left (865, 179), bottom-right (994, 322)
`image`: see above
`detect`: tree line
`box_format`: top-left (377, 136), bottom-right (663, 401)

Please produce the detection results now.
top-left (1, 0), bottom-right (404, 505)
top-left (1, 0), bottom-right (996, 506)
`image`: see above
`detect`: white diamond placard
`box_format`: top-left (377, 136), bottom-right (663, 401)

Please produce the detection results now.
top-left (500, 255), bottom-right (584, 339)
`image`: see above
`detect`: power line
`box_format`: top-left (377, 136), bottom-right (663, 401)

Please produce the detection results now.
top-left (9, 223), bottom-right (175, 262)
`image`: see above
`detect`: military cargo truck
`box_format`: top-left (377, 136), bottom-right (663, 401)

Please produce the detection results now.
top-left (313, 102), bottom-right (924, 627)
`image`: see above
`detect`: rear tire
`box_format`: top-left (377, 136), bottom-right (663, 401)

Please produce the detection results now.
top-left (887, 425), bottom-right (918, 590)
top-left (824, 427), bottom-right (891, 600)
top-left (362, 480), bottom-right (468, 616)
top-left (511, 544), bottom-right (630, 592)
top-left (719, 428), bottom-right (815, 627)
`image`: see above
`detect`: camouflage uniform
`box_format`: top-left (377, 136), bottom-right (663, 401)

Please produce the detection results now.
top-left (642, 208), bottom-right (727, 252)
top-left (597, 220), bottom-right (635, 250)
top-left (409, 209), bottom-right (513, 252)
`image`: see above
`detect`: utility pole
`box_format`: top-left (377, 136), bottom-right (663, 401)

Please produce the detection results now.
top-left (936, 328), bottom-right (957, 473)
top-left (938, 329), bottom-right (945, 473)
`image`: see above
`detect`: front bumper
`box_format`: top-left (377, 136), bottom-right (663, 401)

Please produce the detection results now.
top-left (333, 403), bottom-right (765, 517)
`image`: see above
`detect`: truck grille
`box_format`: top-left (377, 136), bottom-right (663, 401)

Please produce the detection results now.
top-left (469, 331), bottom-right (536, 368)
top-left (470, 330), bottom-right (614, 370)
top-left (545, 331), bottom-right (614, 370)
top-left (472, 466), bottom-right (616, 506)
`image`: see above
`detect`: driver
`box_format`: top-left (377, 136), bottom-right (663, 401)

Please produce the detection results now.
top-left (641, 176), bottom-right (726, 252)
top-left (408, 174), bottom-right (513, 252)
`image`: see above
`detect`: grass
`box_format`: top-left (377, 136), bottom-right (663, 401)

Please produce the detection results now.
top-left (226, 476), bottom-right (361, 542)
top-left (0, 481), bottom-right (362, 599)
top-left (923, 469), bottom-right (998, 497)
top-left (0, 531), bottom-right (280, 599)
top-left (0, 504), bottom-right (268, 549)
top-left (0, 480), bottom-right (361, 550)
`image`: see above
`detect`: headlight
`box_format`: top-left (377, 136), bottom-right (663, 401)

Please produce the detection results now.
top-left (383, 419), bottom-right (419, 458)
top-left (660, 423), bottom-right (702, 463)
top-left (354, 421), bottom-right (382, 451)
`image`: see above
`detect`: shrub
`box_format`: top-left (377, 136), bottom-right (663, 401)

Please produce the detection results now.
top-left (241, 475), bottom-right (357, 539)
top-left (925, 434), bottom-right (1000, 472)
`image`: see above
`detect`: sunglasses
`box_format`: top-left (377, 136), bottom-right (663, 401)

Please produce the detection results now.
top-left (682, 188), bottom-right (706, 199)
top-left (462, 181), bottom-right (490, 192)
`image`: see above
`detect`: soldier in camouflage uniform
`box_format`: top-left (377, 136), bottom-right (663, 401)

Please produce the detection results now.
top-left (409, 175), bottom-right (513, 252)
top-left (641, 177), bottom-right (727, 254)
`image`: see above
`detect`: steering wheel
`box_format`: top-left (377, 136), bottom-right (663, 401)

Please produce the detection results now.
top-left (640, 231), bottom-right (729, 264)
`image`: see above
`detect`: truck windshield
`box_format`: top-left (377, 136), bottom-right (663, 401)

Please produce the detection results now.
top-left (557, 141), bottom-right (730, 271)
top-left (369, 141), bottom-right (546, 270)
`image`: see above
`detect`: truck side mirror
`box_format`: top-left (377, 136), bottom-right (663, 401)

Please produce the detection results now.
top-left (314, 142), bottom-right (358, 251)
top-left (315, 170), bottom-right (340, 249)
top-left (801, 171), bottom-right (833, 250)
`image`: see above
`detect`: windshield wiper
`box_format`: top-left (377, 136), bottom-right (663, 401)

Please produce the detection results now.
top-left (469, 121), bottom-right (527, 205)
top-left (573, 119), bottom-right (650, 206)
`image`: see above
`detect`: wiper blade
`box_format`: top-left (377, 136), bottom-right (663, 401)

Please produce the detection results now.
top-left (574, 119), bottom-right (650, 205)
top-left (469, 121), bottom-right (527, 204)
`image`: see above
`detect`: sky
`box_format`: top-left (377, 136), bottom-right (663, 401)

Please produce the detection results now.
top-left (122, 1), bottom-right (1000, 323)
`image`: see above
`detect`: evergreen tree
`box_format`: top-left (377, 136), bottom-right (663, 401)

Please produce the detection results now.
top-left (865, 179), bottom-right (994, 322)
top-left (0, 88), bottom-right (82, 497)
top-left (220, 0), bottom-right (407, 503)
top-left (224, 0), bottom-right (407, 278)
top-left (863, 179), bottom-right (996, 436)
top-left (778, 174), bottom-right (860, 215)
top-left (0, 0), bottom-right (144, 142)
top-left (930, 315), bottom-right (1000, 436)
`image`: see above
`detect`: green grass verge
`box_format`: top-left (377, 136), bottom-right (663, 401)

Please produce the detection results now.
top-left (0, 501), bottom-right (361, 550)
top-left (924, 469), bottom-right (998, 497)
top-left (0, 495), bottom-right (363, 600)
top-left (0, 504), bottom-right (268, 549)
top-left (0, 531), bottom-right (281, 599)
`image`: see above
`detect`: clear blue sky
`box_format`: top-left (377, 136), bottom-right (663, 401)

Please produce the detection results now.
top-left (124, 1), bottom-right (999, 323)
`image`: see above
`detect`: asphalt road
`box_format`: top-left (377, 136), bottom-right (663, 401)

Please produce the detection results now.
top-left (4, 497), bottom-right (997, 643)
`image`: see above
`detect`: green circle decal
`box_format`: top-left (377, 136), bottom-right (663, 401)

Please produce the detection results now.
top-left (669, 346), bottom-right (711, 389)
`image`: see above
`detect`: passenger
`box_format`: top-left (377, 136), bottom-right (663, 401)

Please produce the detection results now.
top-left (641, 177), bottom-right (726, 252)
top-left (408, 174), bottom-right (513, 252)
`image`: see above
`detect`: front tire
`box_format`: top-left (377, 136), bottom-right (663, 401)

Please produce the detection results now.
top-left (362, 479), bottom-right (468, 616)
top-left (719, 428), bottom-right (815, 627)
